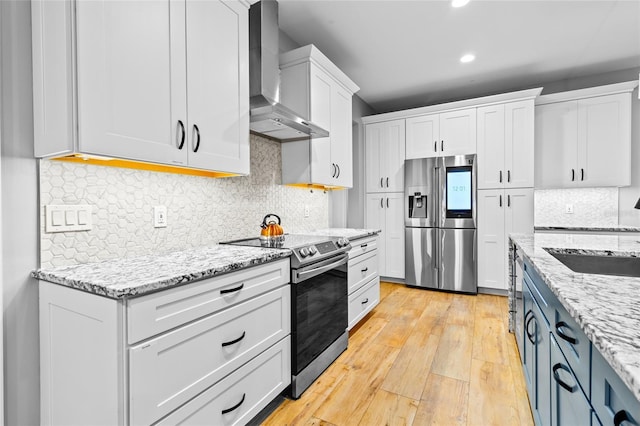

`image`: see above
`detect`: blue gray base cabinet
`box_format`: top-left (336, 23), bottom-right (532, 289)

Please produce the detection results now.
top-left (521, 260), bottom-right (640, 426)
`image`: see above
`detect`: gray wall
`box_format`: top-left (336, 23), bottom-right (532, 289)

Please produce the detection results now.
top-left (1, 1), bottom-right (40, 425)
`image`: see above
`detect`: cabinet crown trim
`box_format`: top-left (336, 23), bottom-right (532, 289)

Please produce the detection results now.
top-left (280, 44), bottom-right (360, 94)
top-left (536, 80), bottom-right (638, 105)
top-left (362, 87), bottom-right (543, 124)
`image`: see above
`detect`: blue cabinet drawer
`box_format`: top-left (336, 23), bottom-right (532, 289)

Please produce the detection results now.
top-left (550, 334), bottom-right (593, 426)
top-left (591, 346), bottom-right (640, 426)
top-left (551, 300), bottom-right (592, 399)
top-left (523, 261), bottom-right (558, 327)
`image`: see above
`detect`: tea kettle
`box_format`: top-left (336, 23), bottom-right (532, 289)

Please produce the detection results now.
top-left (260, 214), bottom-right (284, 238)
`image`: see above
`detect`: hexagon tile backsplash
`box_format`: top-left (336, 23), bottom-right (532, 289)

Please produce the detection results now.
top-left (39, 134), bottom-right (329, 268)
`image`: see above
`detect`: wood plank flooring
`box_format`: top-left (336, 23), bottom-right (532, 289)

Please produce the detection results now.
top-left (262, 282), bottom-right (534, 426)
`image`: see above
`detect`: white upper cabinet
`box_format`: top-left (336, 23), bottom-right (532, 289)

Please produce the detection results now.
top-left (535, 82), bottom-right (636, 189)
top-left (280, 46), bottom-right (359, 188)
top-left (32, 0), bottom-right (249, 175)
top-left (477, 100), bottom-right (535, 189)
top-left (365, 120), bottom-right (406, 193)
top-left (406, 108), bottom-right (476, 159)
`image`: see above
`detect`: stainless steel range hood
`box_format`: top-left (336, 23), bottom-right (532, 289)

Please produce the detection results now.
top-left (249, 0), bottom-right (329, 142)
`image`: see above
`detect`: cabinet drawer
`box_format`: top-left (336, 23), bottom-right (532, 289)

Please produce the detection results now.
top-left (348, 236), bottom-right (378, 260)
top-left (552, 301), bottom-right (592, 398)
top-left (129, 286), bottom-right (290, 426)
top-left (591, 346), bottom-right (640, 426)
top-left (127, 258), bottom-right (289, 343)
top-left (348, 250), bottom-right (378, 294)
top-left (157, 336), bottom-right (291, 426)
top-left (348, 277), bottom-right (380, 330)
top-left (550, 334), bottom-right (593, 426)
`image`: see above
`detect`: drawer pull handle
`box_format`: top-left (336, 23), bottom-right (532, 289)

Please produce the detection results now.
top-left (614, 410), bottom-right (630, 426)
top-left (221, 331), bottom-right (246, 347)
top-left (221, 393), bottom-right (246, 415)
top-left (552, 363), bottom-right (577, 393)
top-left (361, 267), bottom-right (368, 273)
top-left (555, 321), bottom-right (577, 345)
top-left (360, 243), bottom-right (368, 249)
top-left (220, 283), bottom-right (244, 295)
top-left (361, 298), bottom-right (369, 304)
top-left (525, 310), bottom-right (535, 344)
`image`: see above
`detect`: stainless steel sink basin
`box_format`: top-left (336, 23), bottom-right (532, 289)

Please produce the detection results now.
top-left (546, 250), bottom-right (640, 278)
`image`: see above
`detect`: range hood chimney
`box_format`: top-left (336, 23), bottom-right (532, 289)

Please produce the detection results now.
top-left (249, 0), bottom-right (329, 141)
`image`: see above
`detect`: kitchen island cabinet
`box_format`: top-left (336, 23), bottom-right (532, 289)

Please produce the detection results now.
top-left (510, 233), bottom-right (640, 426)
top-left (34, 246), bottom-right (291, 426)
top-left (32, 0), bottom-right (250, 176)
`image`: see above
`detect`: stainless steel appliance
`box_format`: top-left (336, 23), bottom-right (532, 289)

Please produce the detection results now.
top-left (404, 155), bottom-right (477, 293)
top-left (222, 234), bottom-right (351, 399)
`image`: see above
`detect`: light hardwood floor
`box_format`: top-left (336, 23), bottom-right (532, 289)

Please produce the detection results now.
top-left (263, 282), bottom-right (534, 426)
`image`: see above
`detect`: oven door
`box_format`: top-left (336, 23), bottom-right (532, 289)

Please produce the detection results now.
top-left (291, 254), bottom-right (348, 375)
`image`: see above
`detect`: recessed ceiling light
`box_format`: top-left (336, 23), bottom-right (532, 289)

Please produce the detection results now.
top-left (460, 54), bottom-right (475, 63)
top-left (452, 0), bottom-right (470, 8)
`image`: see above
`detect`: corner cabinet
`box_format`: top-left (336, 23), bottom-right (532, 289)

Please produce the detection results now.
top-left (534, 81), bottom-right (637, 189)
top-left (32, 0), bottom-right (250, 175)
top-left (39, 259), bottom-right (291, 426)
top-left (279, 45), bottom-right (360, 188)
top-left (405, 108), bottom-right (477, 159)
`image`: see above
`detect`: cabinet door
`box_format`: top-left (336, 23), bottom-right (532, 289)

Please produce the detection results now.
top-left (477, 105), bottom-right (505, 189)
top-left (406, 114), bottom-right (440, 159)
top-left (534, 101), bottom-right (578, 188)
top-left (365, 120), bottom-right (405, 193)
top-left (477, 189), bottom-right (506, 290)
top-left (366, 194), bottom-right (387, 275)
top-left (505, 188), bottom-right (534, 236)
top-left (384, 193), bottom-right (406, 279)
top-left (505, 100), bottom-right (535, 188)
top-left (185, 0), bottom-right (249, 174)
top-left (331, 84), bottom-right (353, 187)
top-left (550, 335), bottom-right (593, 426)
top-left (75, 0), bottom-right (188, 165)
top-left (309, 63), bottom-right (332, 131)
top-left (577, 93), bottom-right (631, 187)
top-left (439, 108), bottom-right (477, 156)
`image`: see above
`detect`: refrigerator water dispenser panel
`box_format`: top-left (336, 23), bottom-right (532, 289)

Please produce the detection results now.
top-left (409, 193), bottom-right (428, 218)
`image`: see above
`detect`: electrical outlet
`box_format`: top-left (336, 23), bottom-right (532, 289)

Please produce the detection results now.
top-left (304, 205), bottom-right (310, 218)
top-left (565, 204), bottom-right (574, 214)
top-left (154, 206), bottom-right (167, 228)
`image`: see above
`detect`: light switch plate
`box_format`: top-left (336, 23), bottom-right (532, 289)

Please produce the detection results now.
top-left (154, 206), bottom-right (168, 228)
top-left (45, 205), bottom-right (92, 233)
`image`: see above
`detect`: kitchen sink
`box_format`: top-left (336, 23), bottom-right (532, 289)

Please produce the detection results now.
top-left (546, 250), bottom-right (640, 278)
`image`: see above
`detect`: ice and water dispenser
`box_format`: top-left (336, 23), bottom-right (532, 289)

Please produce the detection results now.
top-left (408, 193), bottom-right (428, 219)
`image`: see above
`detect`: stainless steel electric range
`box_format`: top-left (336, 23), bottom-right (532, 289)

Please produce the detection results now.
top-left (223, 234), bottom-right (351, 399)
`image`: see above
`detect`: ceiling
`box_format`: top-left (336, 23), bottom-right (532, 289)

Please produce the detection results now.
top-left (277, 0), bottom-right (640, 113)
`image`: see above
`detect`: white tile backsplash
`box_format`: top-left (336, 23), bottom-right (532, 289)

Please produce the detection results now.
top-left (534, 188), bottom-right (619, 227)
top-left (39, 134), bottom-right (329, 268)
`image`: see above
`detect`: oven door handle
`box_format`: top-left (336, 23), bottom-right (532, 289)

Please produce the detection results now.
top-left (293, 254), bottom-right (348, 283)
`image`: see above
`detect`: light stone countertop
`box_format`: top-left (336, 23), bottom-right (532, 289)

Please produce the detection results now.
top-left (32, 244), bottom-right (292, 299)
top-left (306, 228), bottom-right (381, 241)
top-left (510, 232), bottom-right (640, 401)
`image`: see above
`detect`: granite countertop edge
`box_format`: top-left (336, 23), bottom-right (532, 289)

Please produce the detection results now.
top-left (32, 245), bottom-right (293, 300)
top-left (535, 225), bottom-right (640, 232)
top-left (510, 232), bottom-right (640, 401)
top-left (304, 228), bottom-right (382, 240)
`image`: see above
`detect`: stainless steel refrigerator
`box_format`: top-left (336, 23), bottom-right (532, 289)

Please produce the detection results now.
top-left (404, 155), bottom-right (477, 293)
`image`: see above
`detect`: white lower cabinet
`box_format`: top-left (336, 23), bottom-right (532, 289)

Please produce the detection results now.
top-left (346, 235), bottom-right (380, 329)
top-left (39, 259), bottom-right (291, 426)
top-left (478, 188), bottom-right (533, 291)
top-left (366, 193), bottom-right (405, 279)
